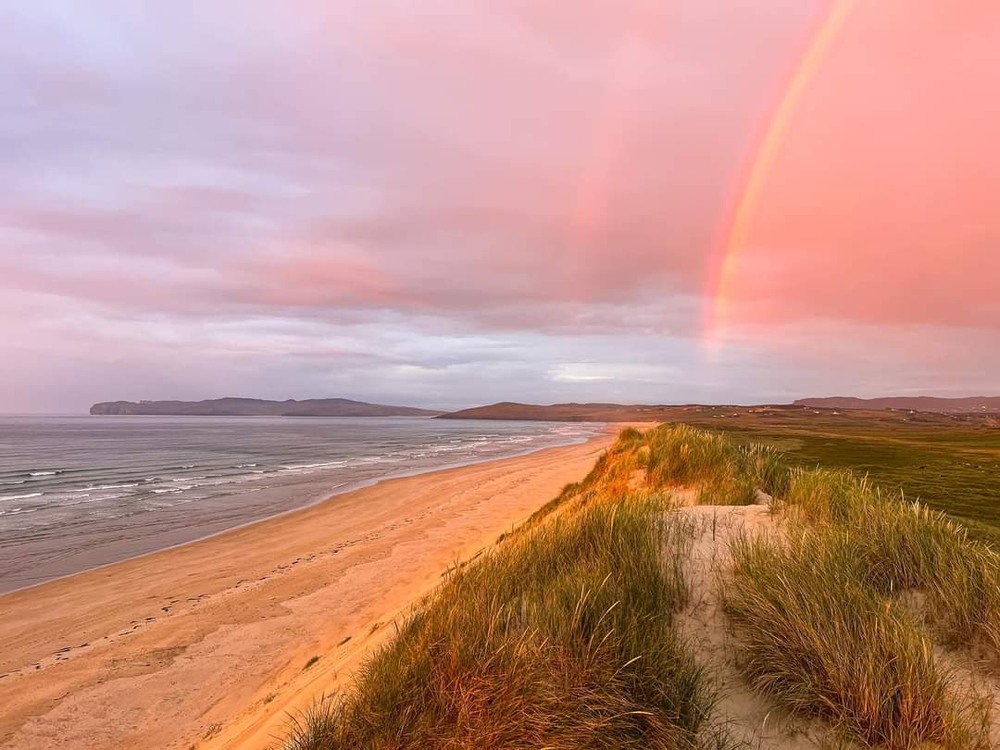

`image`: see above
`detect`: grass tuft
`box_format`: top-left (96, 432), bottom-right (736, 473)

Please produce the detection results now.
top-left (778, 464), bottom-right (1000, 655)
top-left (723, 529), bottom-right (990, 748)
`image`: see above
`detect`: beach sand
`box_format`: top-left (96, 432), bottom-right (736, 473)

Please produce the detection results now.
top-left (0, 428), bottom-right (620, 750)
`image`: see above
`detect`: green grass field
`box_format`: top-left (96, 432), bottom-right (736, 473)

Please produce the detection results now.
top-left (670, 407), bottom-right (999, 532)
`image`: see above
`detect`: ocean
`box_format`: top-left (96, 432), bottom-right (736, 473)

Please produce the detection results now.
top-left (0, 416), bottom-right (601, 594)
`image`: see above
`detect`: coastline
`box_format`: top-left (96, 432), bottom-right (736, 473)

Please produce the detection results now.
top-left (0, 422), bottom-right (603, 598)
top-left (0, 425), bottom-right (627, 750)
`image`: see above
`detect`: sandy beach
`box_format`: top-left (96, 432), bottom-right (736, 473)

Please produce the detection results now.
top-left (0, 428), bottom-right (618, 750)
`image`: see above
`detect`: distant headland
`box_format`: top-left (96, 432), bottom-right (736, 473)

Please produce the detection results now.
top-left (89, 397), bottom-right (443, 417)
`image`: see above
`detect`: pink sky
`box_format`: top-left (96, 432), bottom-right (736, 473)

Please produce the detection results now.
top-left (1, 1), bottom-right (997, 411)
top-left (717, 0), bottom-right (999, 331)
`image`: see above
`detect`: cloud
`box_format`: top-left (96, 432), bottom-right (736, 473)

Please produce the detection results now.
top-left (718, 0), bottom-right (1000, 333)
top-left (1, 0), bottom-right (996, 412)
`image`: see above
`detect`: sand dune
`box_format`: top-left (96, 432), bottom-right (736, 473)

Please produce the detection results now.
top-left (0, 430), bottom-right (619, 750)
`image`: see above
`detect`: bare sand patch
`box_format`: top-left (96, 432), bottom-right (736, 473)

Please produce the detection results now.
top-left (672, 503), bottom-right (830, 749)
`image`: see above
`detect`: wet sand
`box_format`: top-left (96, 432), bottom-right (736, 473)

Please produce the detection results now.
top-left (0, 427), bottom-right (620, 750)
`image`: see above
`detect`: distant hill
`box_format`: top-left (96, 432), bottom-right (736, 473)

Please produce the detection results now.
top-left (441, 399), bottom-right (1000, 422)
top-left (794, 396), bottom-right (1000, 414)
top-left (90, 397), bottom-right (443, 417)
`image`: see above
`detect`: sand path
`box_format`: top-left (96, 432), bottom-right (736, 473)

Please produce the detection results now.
top-left (673, 503), bottom-right (827, 748)
top-left (0, 430), bottom-right (618, 750)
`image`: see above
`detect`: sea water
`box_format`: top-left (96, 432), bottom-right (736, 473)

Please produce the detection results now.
top-left (0, 416), bottom-right (601, 593)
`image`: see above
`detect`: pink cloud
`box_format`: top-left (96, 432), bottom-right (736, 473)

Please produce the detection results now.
top-left (721, 0), bottom-right (1000, 332)
top-left (3, 0), bottom-right (996, 411)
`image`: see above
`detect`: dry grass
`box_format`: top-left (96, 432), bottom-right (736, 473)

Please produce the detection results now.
top-left (283, 424), bottom-right (1000, 749)
top-left (778, 466), bottom-right (1000, 654)
top-left (642, 424), bottom-right (789, 505)
top-left (284, 487), bottom-right (737, 749)
top-left (724, 529), bottom-right (990, 748)
top-left (722, 440), bottom-right (1000, 747)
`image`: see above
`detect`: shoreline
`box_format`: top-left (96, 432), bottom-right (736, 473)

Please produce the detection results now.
top-left (0, 425), bottom-right (629, 750)
top-left (1, 425), bottom-right (602, 598)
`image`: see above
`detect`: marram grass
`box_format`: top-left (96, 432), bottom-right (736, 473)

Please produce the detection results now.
top-left (724, 448), bottom-right (1000, 747)
top-left (284, 424), bottom-right (1000, 749)
top-left (778, 464), bottom-right (1000, 654)
top-left (285, 493), bottom-right (735, 749)
top-left (723, 529), bottom-right (991, 749)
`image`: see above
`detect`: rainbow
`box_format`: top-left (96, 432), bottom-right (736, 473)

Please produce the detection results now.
top-left (705, 0), bottom-right (858, 344)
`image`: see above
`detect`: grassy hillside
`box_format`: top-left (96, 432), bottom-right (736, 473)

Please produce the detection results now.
top-left (285, 424), bottom-right (1000, 749)
top-left (673, 408), bottom-right (1000, 531)
top-left (443, 403), bottom-right (999, 528)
